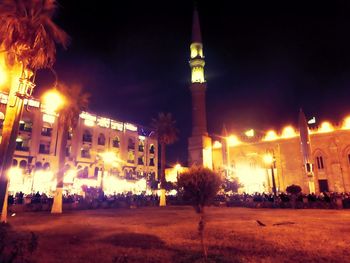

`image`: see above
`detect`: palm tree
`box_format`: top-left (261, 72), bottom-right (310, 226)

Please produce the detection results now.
top-left (0, 0), bottom-right (68, 219)
top-left (51, 83), bottom-right (89, 214)
top-left (151, 113), bottom-right (178, 206)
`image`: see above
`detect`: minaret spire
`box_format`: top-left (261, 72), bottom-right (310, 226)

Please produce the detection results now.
top-left (192, 8), bottom-right (202, 43)
top-left (188, 7), bottom-right (212, 168)
top-left (298, 109), bottom-right (315, 193)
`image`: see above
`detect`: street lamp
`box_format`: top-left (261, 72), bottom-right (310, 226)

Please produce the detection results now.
top-left (263, 153), bottom-right (277, 196)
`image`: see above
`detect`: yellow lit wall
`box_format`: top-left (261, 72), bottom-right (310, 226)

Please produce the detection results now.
top-left (191, 67), bottom-right (205, 83)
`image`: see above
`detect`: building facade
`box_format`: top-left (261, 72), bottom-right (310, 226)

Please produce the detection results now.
top-left (186, 9), bottom-right (350, 194)
top-left (0, 93), bottom-right (158, 195)
top-left (212, 117), bottom-right (350, 194)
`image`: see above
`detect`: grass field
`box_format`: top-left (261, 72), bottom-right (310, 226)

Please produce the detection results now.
top-left (3, 207), bottom-right (350, 263)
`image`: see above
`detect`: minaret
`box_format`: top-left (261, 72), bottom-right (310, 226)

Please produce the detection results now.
top-left (188, 8), bottom-right (212, 168)
top-left (298, 109), bottom-right (315, 193)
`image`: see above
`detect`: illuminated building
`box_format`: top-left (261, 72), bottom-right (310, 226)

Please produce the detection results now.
top-left (212, 114), bottom-right (350, 194)
top-left (188, 8), bottom-right (213, 169)
top-left (187, 9), bottom-right (350, 194)
top-left (0, 93), bottom-right (158, 195)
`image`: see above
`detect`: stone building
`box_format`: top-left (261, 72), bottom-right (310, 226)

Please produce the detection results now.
top-left (0, 92), bottom-right (158, 194)
top-left (186, 8), bottom-right (350, 194)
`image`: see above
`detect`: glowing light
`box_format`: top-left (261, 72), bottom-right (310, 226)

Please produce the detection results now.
top-left (281, 126), bottom-right (297, 138)
top-left (319, 122), bottom-right (334, 133)
top-left (263, 154), bottom-right (274, 165)
top-left (138, 135), bottom-right (145, 140)
top-left (100, 151), bottom-right (118, 166)
top-left (342, 116), bottom-right (350, 130)
top-left (227, 135), bottom-right (240, 147)
top-left (103, 176), bottom-right (147, 195)
top-left (15, 137), bottom-right (23, 142)
top-left (263, 130), bottom-right (278, 141)
top-left (84, 119), bottom-right (95, 127)
top-left (213, 140), bottom-right (222, 149)
top-left (308, 117), bottom-right (316, 124)
top-left (111, 120), bottom-right (123, 131)
top-left (64, 169), bottom-right (77, 184)
top-left (97, 117), bottom-right (110, 128)
top-left (245, 129), bottom-right (255, 137)
top-left (43, 113), bottom-right (55, 124)
top-left (191, 67), bottom-right (205, 83)
top-left (42, 89), bottom-right (65, 114)
top-left (125, 123), bottom-right (138, 132)
top-left (234, 163), bottom-right (266, 194)
top-left (0, 53), bottom-right (8, 87)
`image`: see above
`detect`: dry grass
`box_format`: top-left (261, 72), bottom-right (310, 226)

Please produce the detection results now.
top-left (6, 207), bottom-right (350, 263)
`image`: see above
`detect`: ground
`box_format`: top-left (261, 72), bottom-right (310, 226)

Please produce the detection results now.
top-left (4, 207), bottom-right (350, 263)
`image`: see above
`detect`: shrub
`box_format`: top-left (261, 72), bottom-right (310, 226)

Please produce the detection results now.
top-left (177, 166), bottom-right (222, 260)
top-left (286, 185), bottom-right (302, 195)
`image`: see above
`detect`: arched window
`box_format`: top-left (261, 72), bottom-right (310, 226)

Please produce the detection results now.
top-left (112, 136), bottom-right (120, 148)
top-left (94, 167), bottom-right (100, 177)
top-left (97, 133), bottom-right (106, 145)
top-left (81, 146), bottom-right (91, 158)
top-left (82, 130), bottom-right (92, 142)
top-left (138, 156), bottom-right (144, 165)
top-left (35, 162), bottom-right (42, 170)
top-left (138, 140), bottom-right (144, 152)
top-left (12, 159), bottom-right (18, 167)
top-left (128, 138), bottom-right (135, 149)
top-left (149, 157), bottom-right (155, 166)
top-left (43, 162), bottom-right (50, 170)
top-left (149, 144), bottom-right (155, 154)
top-left (0, 112), bottom-right (4, 129)
top-left (316, 156), bottom-right (325, 170)
top-left (19, 160), bottom-right (27, 169)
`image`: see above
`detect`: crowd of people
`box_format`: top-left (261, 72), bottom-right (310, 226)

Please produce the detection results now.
top-left (6, 189), bottom-right (350, 210)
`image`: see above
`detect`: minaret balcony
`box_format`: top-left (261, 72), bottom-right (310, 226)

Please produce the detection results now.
top-left (189, 58), bottom-right (205, 68)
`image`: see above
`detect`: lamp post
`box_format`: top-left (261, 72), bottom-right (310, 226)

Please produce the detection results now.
top-left (263, 153), bottom-right (277, 196)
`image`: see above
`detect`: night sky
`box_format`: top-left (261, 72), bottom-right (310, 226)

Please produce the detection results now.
top-left (36, 0), bottom-right (350, 166)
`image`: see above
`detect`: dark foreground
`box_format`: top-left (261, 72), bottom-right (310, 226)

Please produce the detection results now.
top-left (3, 207), bottom-right (350, 263)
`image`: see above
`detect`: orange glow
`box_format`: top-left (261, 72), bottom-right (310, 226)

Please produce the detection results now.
top-left (263, 154), bottom-right (274, 165)
top-left (319, 121), bottom-right (334, 133)
top-left (213, 140), bottom-right (222, 149)
top-left (281, 126), bottom-right (297, 138)
top-left (263, 130), bottom-right (278, 141)
top-left (234, 163), bottom-right (266, 193)
top-left (227, 135), bottom-right (240, 147)
top-left (42, 89), bottom-right (65, 114)
top-left (342, 116), bottom-right (350, 130)
top-left (245, 129), bottom-right (255, 137)
top-left (0, 53), bottom-right (7, 87)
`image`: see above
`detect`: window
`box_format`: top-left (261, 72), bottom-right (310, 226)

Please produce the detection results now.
top-left (318, 179), bottom-right (329, 192)
top-left (128, 138), bottom-right (135, 150)
top-left (138, 140), bottom-right (144, 152)
top-left (66, 146), bottom-right (71, 157)
top-left (41, 127), bottom-right (52, 137)
top-left (39, 142), bottom-right (50, 154)
top-left (149, 145), bottom-right (155, 154)
top-left (138, 156), bottom-right (144, 165)
top-left (35, 162), bottom-right (42, 170)
top-left (348, 154), bottom-right (350, 165)
top-left (97, 133), bottom-right (106, 146)
top-left (16, 138), bottom-right (30, 151)
top-left (19, 160), bottom-right (27, 169)
top-left (81, 147), bottom-right (91, 158)
top-left (12, 159), bottom-right (18, 167)
top-left (149, 157), bottom-right (155, 166)
top-left (82, 130), bottom-right (92, 143)
top-left (94, 167), bottom-right (100, 178)
top-left (19, 120), bottom-right (32, 132)
top-left (112, 136), bottom-right (120, 148)
top-left (316, 156), bottom-right (324, 170)
top-left (43, 162), bottom-right (50, 170)
top-left (127, 150), bottom-right (135, 164)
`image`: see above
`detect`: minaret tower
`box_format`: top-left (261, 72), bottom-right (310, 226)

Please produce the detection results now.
top-left (298, 109), bottom-right (315, 193)
top-left (188, 8), bottom-right (212, 168)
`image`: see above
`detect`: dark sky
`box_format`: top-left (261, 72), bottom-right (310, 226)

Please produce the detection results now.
top-left (36, 0), bottom-right (350, 166)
